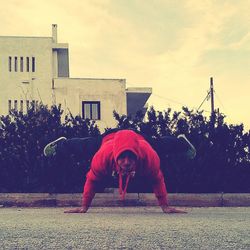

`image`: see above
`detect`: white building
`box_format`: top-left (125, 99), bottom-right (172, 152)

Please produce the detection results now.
top-left (0, 25), bottom-right (152, 130)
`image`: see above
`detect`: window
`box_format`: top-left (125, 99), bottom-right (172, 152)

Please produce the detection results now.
top-left (26, 57), bottom-right (29, 72)
top-left (8, 57), bottom-right (12, 72)
top-left (14, 100), bottom-right (18, 111)
top-left (82, 101), bottom-right (101, 120)
top-left (31, 100), bottom-right (35, 108)
top-left (8, 56), bottom-right (34, 72)
top-left (32, 57), bottom-right (35, 72)
top-left (25, 100), bottom-right (39, 111)
top-left (20, 100), bottom-right (24, 112)
top-left (8, 100), bottom-right (11, 113)
top-left (35, 100), bottom-right (39, 110)
top-left (26, 100), bottom-right (30, 112)
top-left (30, 100), bottom-right (38, 110)
top-left (14, 57), bottom-right (18, 72)
top-left (20, 57), bottom-right (24, 72)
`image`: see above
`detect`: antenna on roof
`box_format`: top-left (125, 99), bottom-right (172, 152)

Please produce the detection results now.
top-left (52, 24), bottom-right (57, 43)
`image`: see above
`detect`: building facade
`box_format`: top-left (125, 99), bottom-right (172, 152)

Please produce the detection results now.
top-left (0, 25), bottom-right (151, 130)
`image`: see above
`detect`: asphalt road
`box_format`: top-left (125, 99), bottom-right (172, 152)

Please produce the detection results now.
top-left (0, 207), bottom-right (250, 250)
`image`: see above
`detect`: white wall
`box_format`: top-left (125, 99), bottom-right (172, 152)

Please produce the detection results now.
top-left (53, 78), bottom-right (127, 131)
top-left (0, 29), bottom-right (148, 132)
top-left (0, 36), bottom-right (54, 113)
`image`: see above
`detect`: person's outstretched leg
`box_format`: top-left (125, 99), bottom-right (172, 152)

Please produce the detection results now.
top-left (177, 134), bottom-right (196, 159)
top-left (57, 137), bottom-right (102, 161)
top-left (44, 136), bottom-right (102, 162)
top-left (157, 135), bottom-right (196, 159)
top-left (44, 137), bottom-right (67, 157)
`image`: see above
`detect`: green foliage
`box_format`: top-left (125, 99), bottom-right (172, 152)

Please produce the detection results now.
top-left (0, 104), bottom-right (100, 193)
top-left (1, 104), bottom-right (250, 193)
top-left (113, 107), bottom-right (250, 193)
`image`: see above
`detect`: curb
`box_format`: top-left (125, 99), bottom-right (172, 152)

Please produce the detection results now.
top-left (0, 191), bottom-right (250, 207)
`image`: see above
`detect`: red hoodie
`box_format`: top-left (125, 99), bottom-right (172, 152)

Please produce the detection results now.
top-left (82, 130), bottom-right (168, 208)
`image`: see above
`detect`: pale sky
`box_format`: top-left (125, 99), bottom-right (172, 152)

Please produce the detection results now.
top-left (1, 0), bottom-right (250, 130)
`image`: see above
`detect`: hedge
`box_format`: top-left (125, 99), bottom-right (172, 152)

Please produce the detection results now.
top-left (0, 104), bottom-right (250, 193)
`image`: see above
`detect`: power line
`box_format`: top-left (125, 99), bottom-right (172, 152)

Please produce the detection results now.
top-left (214, 91), bottom-right (227, 113)
top-left (150, 93), bottom-right (211, 113)
top-left (197, 91), bottom-right (210, 111)
top-left (126, 82), bottom-right (211, 113)
top-left (126, 83), bottom-right (186, 106)
top-left (197, 77), bottom-right (215, 116)
top-left (151, 93), bottom-right (187, 106)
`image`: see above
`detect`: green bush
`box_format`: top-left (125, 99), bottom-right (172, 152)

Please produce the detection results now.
top-left (113, 107), bottom-right (250, 193)
top-left (0, 104), bottom-right (250, 193)
top-left (0, 104), bottom-right (100, 193)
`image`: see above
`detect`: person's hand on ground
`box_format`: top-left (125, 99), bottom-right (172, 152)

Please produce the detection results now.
top-left (161, 205), bottom-right (187, 214)
top-left (64, 207), bottom-right (88, 213)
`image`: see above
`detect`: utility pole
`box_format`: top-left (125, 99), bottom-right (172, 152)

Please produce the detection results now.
top-left (210, 77), bottom-right (215, 114)
top-left (210, 77), bottom-right (215, 127)
top-left (197, 77), bottom-right (216, 120)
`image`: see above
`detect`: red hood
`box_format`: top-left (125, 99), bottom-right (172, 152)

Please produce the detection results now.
top-left (113, 130), bottom-right (140, 166)
top-left (112, 130), bottom-right (140, 200)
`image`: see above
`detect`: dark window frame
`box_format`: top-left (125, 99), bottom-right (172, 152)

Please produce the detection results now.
top-left (82, 101), bottom-right (101, 120)
top-left (20, 100), bottom-right (24, 112)
top-left (14, 100), bottom-right (18, 111)
top-left (20, 57), bottom-right (24, 72)
top-left (26, 100), bottom-right (30, 112)
top-left (8, 57), bottom-right (12, 72)
top-left (32, 57), bottom-right (35, 72)
top-left (26, 57), bottom-right (29, 72)
top-left (14, 57), bottom-right (18, 72)
top-left (8, 100), bottom-right (11, 113)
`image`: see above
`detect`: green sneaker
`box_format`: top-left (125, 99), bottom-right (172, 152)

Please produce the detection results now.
top-left (43, 137), bottom-right (66, 157)
top-left (177, 134), bottom-right (196, 159)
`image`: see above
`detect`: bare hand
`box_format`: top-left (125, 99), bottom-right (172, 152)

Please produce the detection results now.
top-left (64, 207), bottom-right (88, 213)
top-left (161, 206), bottom-right (187, 214)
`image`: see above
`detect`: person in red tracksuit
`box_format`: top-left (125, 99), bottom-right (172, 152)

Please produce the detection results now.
top-left (65, 129), bottom-right (186, 213)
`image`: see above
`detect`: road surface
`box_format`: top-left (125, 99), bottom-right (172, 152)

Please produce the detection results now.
top-left (1, 207), bottom-right (250, 249)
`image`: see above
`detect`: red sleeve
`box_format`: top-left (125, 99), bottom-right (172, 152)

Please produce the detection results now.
top-left (152, 169), bottom-right (168, 206)
top-left (82, 143), bottom-right (112, 208)
top-left (82, 169), bottom-right (100, 208)
top-left (141, 141), bottom-right (168, 206)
